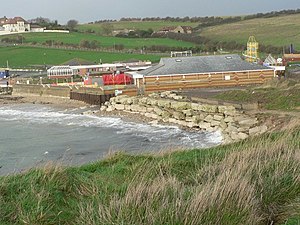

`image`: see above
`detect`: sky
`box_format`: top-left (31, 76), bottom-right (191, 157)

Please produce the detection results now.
top-left (2, 0), bottom-right (300, 24)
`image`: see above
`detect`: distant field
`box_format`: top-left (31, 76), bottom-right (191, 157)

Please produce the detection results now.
top-left (77, 21), bottom-right (199, 33)
top-left (0, 46), bottom-right (161, 68)
top-left (201, 14), bottom-right (300, 49)
top-left (0, 32), bottom-right (196, 49)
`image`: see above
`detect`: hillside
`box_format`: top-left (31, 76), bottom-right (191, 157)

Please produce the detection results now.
top-left (0, 123), bottom-right (299, 224)
top-left (201, 14), bottom-right (300, 50)
top-left (0, 32), bottom-right (195, 49)
top-left (77, 21), bottom-right (199, 33)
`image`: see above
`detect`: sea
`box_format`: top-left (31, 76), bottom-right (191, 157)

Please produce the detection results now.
top-left (0, 104), bottom-right (222, 175)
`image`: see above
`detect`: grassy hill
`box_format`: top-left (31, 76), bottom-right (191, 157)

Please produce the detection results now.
top-left (0, 124), bottom-right (299, 224)
top-left (77, 21), bottom-right (199, 33)
top-left (0, 46), bottom-right (161, 68)
top-left (201, 14), bottom-right (300, 50)
top-left (0, 32), bottom-right (196, 49)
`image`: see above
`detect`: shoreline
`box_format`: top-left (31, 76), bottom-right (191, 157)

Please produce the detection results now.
top-left (1, 94), bottom-right (213, 136)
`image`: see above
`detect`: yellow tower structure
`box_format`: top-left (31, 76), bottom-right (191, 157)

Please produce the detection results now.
top-left (246, 36), bottom-right (259, 63)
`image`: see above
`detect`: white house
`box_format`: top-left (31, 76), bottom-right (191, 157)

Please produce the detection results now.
top-left (0, 16), bottom-right (30, 32)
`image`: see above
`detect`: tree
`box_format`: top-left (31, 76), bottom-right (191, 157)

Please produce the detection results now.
top-left (67, 20), bottom-right (78, 31)
top-left (101, 23), bottom-right (114, 36)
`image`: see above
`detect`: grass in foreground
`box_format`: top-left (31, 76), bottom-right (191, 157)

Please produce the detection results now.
top-left (0, 46), bottom-right (161, 68)
top-left (0, 124), bottom-right (299, 224)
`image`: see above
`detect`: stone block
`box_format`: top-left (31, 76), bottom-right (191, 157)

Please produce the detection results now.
top-left (224, 116), bottom-right (234, 123)
top-left (218, 105), bottom-right (236, 114)
top-left (157, 99), bottom-right (171, 108)
top-left (145, 113), bottom-right (158, 119)
top-left (211, 120), bottom-right (221, 127)
top-left (146, 107), bottom-right (154, 113)
top-left (213, 114), bottom-right (224, 121)
top-left (170, 101), bottom-right (191, 110)
top-left (154, 107), bottom-right (163, 116)
top-left (249, 125), bottom-right (268, 136)
top-left (106, 106), bottom-right (114, 112)
top-left (161, 111), bottom-right (172, 119)
top-left (204, 115), bottom-right (214, 123)
top-left (173, 111), bottom-right (185, 120)
top-left (115, 104), bottom-right (125, 110)
top-left (199, 122), bottom-right (211, 130)
top-left (182, 109), bottom-right (193, 117)
top-left (191, 103), bottom-right (200, 111)
top-left (199, 104), bottom-right (218, 113)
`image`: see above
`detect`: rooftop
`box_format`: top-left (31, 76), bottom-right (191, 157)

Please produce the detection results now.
top-left (140, 54), bottom-right (273, 76)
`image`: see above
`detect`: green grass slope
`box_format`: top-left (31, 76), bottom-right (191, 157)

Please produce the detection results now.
top-left (0, 46), bottom-right (161, 68)
top-left (0, 125), bottom-right (299, 225)
top-left (77, 21), bottom-right (199, 33)
top-left (1, 32), bottom-right (195, 49)
top-left (201, 14), bottom-right (300, 50)
top-left (214, 80), bottom-right (300, 111)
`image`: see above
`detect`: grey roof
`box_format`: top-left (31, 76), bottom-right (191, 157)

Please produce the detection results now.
top-left (140, 54), bottom-right (273, 76)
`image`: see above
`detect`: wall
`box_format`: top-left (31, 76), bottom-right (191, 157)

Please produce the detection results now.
top-left (142, 70), bottom-right (275, 93)
top-left (13, 84), bottom-right (71, 97)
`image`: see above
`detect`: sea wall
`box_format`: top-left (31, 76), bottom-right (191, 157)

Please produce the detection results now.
top-left (12, 84), bottom-right (71, 97)
top-left (101, 91), bottom-right (268, 143)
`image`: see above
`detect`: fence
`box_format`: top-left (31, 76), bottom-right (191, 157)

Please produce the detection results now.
top-left (70, 91), bottom-right (115, 105)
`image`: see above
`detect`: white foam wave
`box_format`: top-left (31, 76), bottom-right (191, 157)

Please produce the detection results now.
top-left (0, 104), bottom-right (222, 147)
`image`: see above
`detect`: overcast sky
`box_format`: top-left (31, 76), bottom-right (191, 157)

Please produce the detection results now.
top-left (2, 0), bottom-right (299, 24)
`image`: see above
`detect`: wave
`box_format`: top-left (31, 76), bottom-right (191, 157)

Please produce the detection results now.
top-left (0, 104), bottom-right (222, 148)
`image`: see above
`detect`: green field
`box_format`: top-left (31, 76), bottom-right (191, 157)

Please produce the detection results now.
top-left (0, 124), bottom-right (299, 224)
top-left (1, 32), bottom-right (196, 49)
top-left (0, 46), bottom-right (161, 68)
top-left (201, 14), bottom-right (300, 49)
top-left (77, 21), bottom-right (199, 33)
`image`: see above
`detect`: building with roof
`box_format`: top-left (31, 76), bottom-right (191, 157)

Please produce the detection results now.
top-left (158, 26), bottom-right (193, 34)
top-left (130, 54), bottom-right (275, 94)
top-left (282, 54), bottom-right (300, 66)
top-left (0, 16), bottom-right (30, 32)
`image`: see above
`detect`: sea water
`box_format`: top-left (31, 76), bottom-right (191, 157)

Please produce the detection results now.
top-left (0, 104), bottom-right (222, 175)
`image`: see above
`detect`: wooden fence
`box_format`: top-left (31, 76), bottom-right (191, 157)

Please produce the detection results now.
top-left (70, 91), bottom-right (115, 105)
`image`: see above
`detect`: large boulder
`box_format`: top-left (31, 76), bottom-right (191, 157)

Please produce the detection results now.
top-left (161, 111), bottom-right (172, 119)
top-left (139, 97), bottom-right (148, 105)
top-left (213, 114), bottom-right (224, 121)
top-left (154, 107), bottom-right (164, 116)
top-left (218, 105), bottom-right (237, 116)
top-left (199, 104), bottom-right (218, 113)
top-left (173, 111), bottom-right (185, 120)
top-left (147, 98), bottom-right (158, 106)
top-left (157, 99), bottom-right (171, 108)
top-left (170, 101), bottom-right (191, 110)
top-left (249, 125), bottom-right (268, 136)
top-left (199, 122), bottom-right (211, 130)
top-left (191, 103), bottom-right (201, 111)
top-left (182, 109), bottom-right (193, 117)
top-left (145, 113), bottom-right (158, 119)
top-left (115, 104), bottom-right (125, 110)
top-left (204, 115), bottom-right (214, 123)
